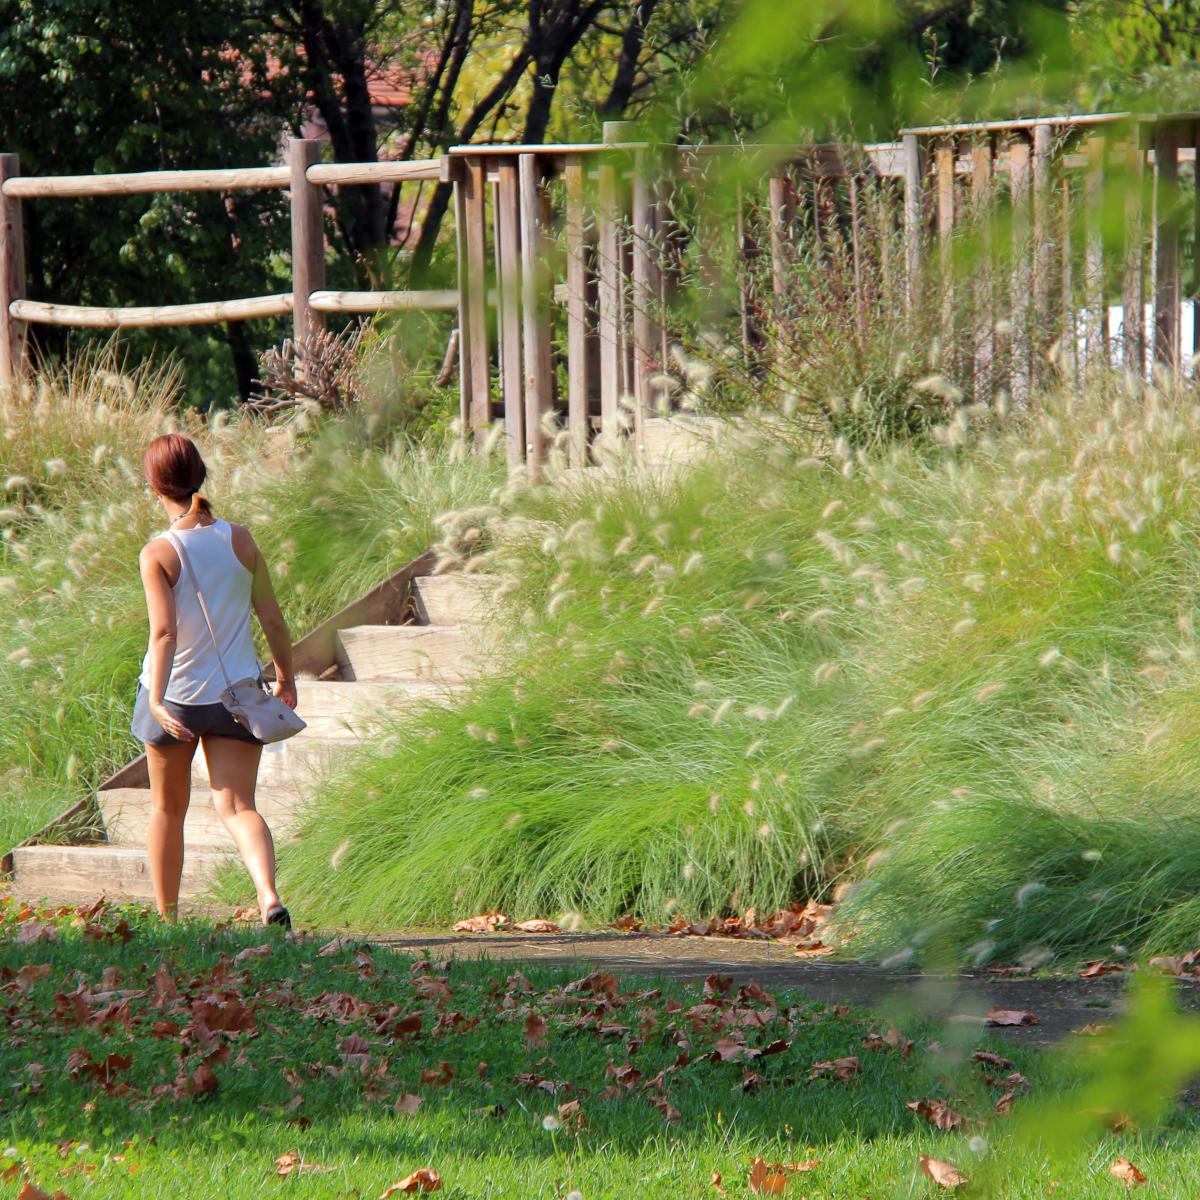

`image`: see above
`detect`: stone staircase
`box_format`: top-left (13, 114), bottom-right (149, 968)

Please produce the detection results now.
top-left (3, 414), bottom-right (721, 905)
top-left (7, 572), bottom-right (500, 901)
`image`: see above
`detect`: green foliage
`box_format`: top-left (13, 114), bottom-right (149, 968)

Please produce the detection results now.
top-left (0, 354), bottom-right (501, 852)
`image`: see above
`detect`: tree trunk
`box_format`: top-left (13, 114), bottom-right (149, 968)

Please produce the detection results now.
top-left (225, 320), bottom-right (258, 402)
top-left (599, 0), bottom-right (661, 118)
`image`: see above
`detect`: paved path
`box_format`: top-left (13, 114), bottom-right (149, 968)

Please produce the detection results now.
top-left (368, 928), bottom-right (1143, 1045)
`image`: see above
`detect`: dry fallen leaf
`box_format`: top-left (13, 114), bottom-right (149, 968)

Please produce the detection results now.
top-left (1109, 1158), bottom-right (1146, 1186)
top-left (748, 1157), bottom-right (788, 1195)
top-left (984, 1006), bottom-right (1037, 1027)
top-left (452, 913), bottom-right (509, 933)
top-left (907, 1098), bottom-right (965, 1130)
top-left (1077, 960), bottom-right (1123, 979)
top-left (809, 1056), bottom-right (860, 1081)
top-left (524, 1011), bottom-right (549, 1045)
top-left (513, 919), bottom-right (561, 933)
top-left (275, 1152), bottom-right (331, 1178)
top-left (394, 1094), bottom-right (424, 1117)
top-left (1072, 1022), bottom-right (1113, 1037)
top-left (380, 1167), bottom-right (443, 1195)
top-left (710, 1169), bottom-right (723, 1190)
top-left (919, 1154), bottom-right (969, 1189)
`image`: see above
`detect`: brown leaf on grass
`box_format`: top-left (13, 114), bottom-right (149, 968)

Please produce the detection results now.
top-left (994, 1090), bottom-right (1016, 1115)
top-left (419, 1061), bottom-right (455, 1087)
top-left (275, 1152), bottom-right (332, 1178)
top-left (1109, 1158), bottom-right (1147, 1186)
top-left (650, 1094), bottom-right (681, 1122)
top-left (317, 935), bottom-right (353, 956)
top-left (394, 1094), bottom-right (424, 1117)
top-left (710, 1170), bottom-right (723, 1190)
top-left (524, 1011), bottom-right (549, 1045)
top-left (1078, 959), bottom-right (1123, 979)
top-left (809, 1056), bottom-right (860, 1081)
top-left (452, 913), bottom-right (509, 933)
top-left (14, 963), bottom-right (51, 992)
top-left (971, 1050), bottom-right (1014, 1070)
top-left (233, 944), bottom-right (272, 965)
top-left (380, 1168), bottom-right (442, 1195)
top-left (918, 1154), bottom-right (969, 1189)
top-left (613, 914), bottom-right (643, 932)
top-left (14, 922), bottom-right (58, 945)
top-left (515, 1072), bottom-right (570, 1094)
top-left (1149, 950), bottom-right (1200, 977)
top-left (907, 1098), bottom-right (965, 1130)
top-left (190, 1062), bottom-right (219, 1096)
top-left (703, 974), bottom-right (733, 998)
top-left (16, 1183), bottom-right (70, 1200)
top-left (513, 920), bottom-right (561, 933)
top-left (747, 1157), bottom-right (788, 1195)
top-left (1072, 1023), bottom-right (1113, 1037)
top-left (339, 1034), bottom-right (371, 1063)
top-left (984, 1006), bottom-right (1038, 1027)
top-left (793, 942), bottom-right (836, 958)
top-left (863, 1025), bottom-right (915, 1056)
top-left (557, 1099), bottom-right (586, 1131)
top-left (1084, 1108), bottom-right (1135, 1133)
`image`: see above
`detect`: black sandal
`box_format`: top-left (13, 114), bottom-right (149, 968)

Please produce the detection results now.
top-left (265, 904), bottom-right (292, 930)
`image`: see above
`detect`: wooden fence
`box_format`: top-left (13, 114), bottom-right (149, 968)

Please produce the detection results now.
top-left (2, 113), bottom-right (1198, 477)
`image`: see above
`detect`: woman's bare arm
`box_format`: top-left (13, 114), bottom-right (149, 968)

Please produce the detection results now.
top-left (244, 533), bottom-right (298, 708)
top-left (138, 542), bottom-right (195, 741)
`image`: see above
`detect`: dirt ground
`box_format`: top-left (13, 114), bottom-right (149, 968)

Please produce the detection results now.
top-left (368, 927), bottom-right (1158, 1045)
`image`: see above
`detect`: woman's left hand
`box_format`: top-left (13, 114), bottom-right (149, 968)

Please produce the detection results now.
top-left (273, 678), bottom-right (298, 710)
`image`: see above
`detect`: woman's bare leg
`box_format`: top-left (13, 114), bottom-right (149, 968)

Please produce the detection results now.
top-left (202, 736), bottom-right (283, 919)
top-left (145, 741), bottom-right (199, 919)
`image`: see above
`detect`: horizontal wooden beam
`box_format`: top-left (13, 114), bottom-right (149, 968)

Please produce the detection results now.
top-left (450, 142), bottom-right (648, 157)
top-left (3, 166), bottom-right (289, 198)
top-left (308, 289), bottom-right (460, 313)
top-left (11, 293), bottom-right (292, 327)
top-left (306, 159), bottom-right (446, 185)
top-left (900, 112), bottom-right (1130, 137)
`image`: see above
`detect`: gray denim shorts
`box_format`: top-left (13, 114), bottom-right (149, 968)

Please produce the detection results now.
top-left (131, 683), bottom-right (263, 747)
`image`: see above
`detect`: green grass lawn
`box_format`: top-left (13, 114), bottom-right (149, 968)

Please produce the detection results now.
top-left (5, 898), bottom-right (1200, 1198)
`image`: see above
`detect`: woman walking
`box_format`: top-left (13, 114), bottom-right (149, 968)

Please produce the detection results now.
top-left (133, 433), bottom-right (297, 926)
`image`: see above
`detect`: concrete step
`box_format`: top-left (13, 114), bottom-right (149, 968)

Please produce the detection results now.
top-left (334, 625), bottom-right (486, 684)
top-left (411, 574), bottom-right (502, 626)
top-left (10, 843), bottom-right (232, 900)
top-left (191, 736), bottom-right (348, 791)
top-left (99, 786), bottom-right (305, 851)
top-left (639, 415), bottom-right (720, 467)
top-left (294, 678), bottom-right (462, 738)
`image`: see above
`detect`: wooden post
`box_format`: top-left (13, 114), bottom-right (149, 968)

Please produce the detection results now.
top-left (936, 139), bottom-right (955, 372)
top-left (288, 138), bottom-right (325, 345)
top-left (1032, 122), bottom-right (1053, 366)
top-left (767, 174), bottom-right (795, 300)
top-left (461, 157), bottom-right (491, 440)
top-left (495, 159), bottom-right (524, 470)
top-left (563, 155), bottom-right (590, 467)
top-left (1084, 136), bottom-right (1106, 370)
top-left (1153, 121), bottom-right (1182, 373)
top-left (0, 153), bottom-right (26, 387)
top-left (849, 172), bottom-right (867, 346)
top-left (631, 154), bottom-right (660, 454)
top-left (1009, 139), bottom-right (1032, 406)
top-left (1060, 173), bottom-right (1075, 383)
top-left (902, 133), bottom-right (924, 311)
top-left (970, 141), bottom-right (994, 392)
top-left (1194, 119), bottom-right (1200, 363)
top-left (596, 158), bottom-right (621, 441)
top-left (452, 170), bottom-right (473, 430)
top-left (518, 153), bottom-right (553, 479)
top-left (1123, 138), bottom-right (1147, 380)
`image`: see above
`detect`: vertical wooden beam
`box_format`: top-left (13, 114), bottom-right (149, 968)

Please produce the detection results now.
top-left (452, 170), bottom-right (473, 430)
top-left (970, 140), bottom-right (994, 391)
top-left (1032, 122), bottom-right (1053, 362)
top-left (1060, 173), bottom-right (1075, 383)
top-left (563, 154), bottom-right (589, 467)
top-left (519, 153), bottom-right (553, 479)
top-left (1153, 121), bottom-right (1182, 373)
top-left (0, 154), bottom-right (27, 387)
top-left (1123, 138), bottom-right (1147, 380)
top-left (1084, 135), bottom-right (1106, 370)
top-left (462, 157), bottom-right (491, 441)
top-left (767, 174), bottom-right (794, 301)
top-left (1194, 120), bottom-right (1200, 363)
top-left (936, 139), bottom-right (955, 371)
top-left (849, 172), bottom-right (867, 345)
top-left (875, 179), bottom-right (894, 308)
top-left (288, 138), bottom-right (325, 345)
top-left (902, 133), bottom-right (925, 311)
top-left (596, 157), bottom-right (621, 440)
top-left (495, 159), bottom-right (524, 470)
top-left (1009, 139), bottom-right (1032, 405)
top-left (631, 155), bottom-right (660, 454)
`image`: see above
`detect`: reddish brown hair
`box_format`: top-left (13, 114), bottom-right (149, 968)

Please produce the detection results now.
top-left (143, 434), bottom-right (212, 516)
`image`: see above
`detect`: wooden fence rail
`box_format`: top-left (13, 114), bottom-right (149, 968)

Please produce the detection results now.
top-left (2, 113), bottom-right (1199, 477)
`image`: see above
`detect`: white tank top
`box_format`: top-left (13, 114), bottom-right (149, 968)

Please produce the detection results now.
top-left (138, 518), bottom-right (261, 705)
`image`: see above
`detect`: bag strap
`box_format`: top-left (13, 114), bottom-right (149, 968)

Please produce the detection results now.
top-left (164, 528), bottom-right (235, 694)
